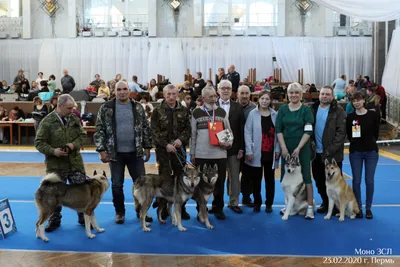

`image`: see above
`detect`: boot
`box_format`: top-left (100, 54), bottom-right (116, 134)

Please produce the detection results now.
top-left (181, 201), bottom-right (190, 220)
top-left (45, 206), bottom-right (62, 232)
top-left (78, 212), bottom-right (85, 225)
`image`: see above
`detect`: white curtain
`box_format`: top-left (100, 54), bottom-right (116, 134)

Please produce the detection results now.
top-left (382, 29), bottom-right (400, 96)
top-left (1, 37), bottom-right (372, 89)
top-left (313, 0), bottom-right (400, 21)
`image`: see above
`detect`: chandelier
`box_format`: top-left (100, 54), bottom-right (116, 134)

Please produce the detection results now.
top-left (294, 0), bottom-right (315, 15)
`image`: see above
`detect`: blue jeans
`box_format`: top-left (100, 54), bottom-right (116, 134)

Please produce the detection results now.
top-left (349, 151), bottom-right (379, 210)
top-left (110, 152), bottom-right (145, 215)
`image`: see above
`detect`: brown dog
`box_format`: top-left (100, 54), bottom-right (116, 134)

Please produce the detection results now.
top-left (324, 159), bottom-right (360, 222)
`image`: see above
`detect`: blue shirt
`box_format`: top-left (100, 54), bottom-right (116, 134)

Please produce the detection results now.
top-left (315, 105), bottom-right (330, 153)
top-left (331, 78), bottom-right (346, 95)
top-left (128, 81), bottom-right (145, 93)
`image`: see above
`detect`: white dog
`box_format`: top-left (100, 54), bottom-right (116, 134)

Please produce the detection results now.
top-left (280, 155), bottom-right (313, 220)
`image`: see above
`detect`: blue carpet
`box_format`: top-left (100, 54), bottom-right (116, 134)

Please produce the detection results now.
top-left (0, 202), bottom-right (399, 256)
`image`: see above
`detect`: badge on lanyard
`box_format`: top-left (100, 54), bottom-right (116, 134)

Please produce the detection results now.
top-left (352, 120), bottom-right (361, 138)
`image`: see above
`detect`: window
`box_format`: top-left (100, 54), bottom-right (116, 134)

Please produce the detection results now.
top-left (83, 0), bottom-right (148, 30)
top-left (204, 0), bottom-right (278, 28)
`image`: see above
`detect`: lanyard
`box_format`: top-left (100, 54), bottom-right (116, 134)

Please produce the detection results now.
top-left (203, 105), bottom-right (215, 125)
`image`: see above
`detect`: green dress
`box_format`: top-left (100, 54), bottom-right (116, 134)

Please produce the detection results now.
top-left (275, 104), bottom-right (314, 184)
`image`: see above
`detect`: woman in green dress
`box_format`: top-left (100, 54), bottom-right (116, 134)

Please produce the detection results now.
top-left (276, 82), bottom-right (315, 219)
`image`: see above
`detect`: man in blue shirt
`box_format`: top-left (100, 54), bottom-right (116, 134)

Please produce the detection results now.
top-left (311, 86), bottom-right (347, 214)
top-left (129, 75), bottom-right (146, 93)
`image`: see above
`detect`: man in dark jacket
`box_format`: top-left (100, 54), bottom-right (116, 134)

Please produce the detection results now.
top-left (94, 81), bottom-right (152, 224)
top-left (311, 86), bottom-right (347, 214)
top-left (226, 65), bottom-right (240, 93)
top-left (61, 69), bottom-right (76, 94)
top-left (217, 80), bottom-right (245, 214)
top-left (151, 84), bottom-right (191, 219)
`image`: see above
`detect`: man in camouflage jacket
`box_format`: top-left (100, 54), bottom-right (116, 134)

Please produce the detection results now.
top-left (35, 94), bottom-right (86, 232)
top-left (151, 84), bottom-right (191, 219)
top-left (94, 81), bottom-right (152, 224)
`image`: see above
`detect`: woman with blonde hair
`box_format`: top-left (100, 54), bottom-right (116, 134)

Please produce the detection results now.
top-left (276, 82), bottom-right (315, 219)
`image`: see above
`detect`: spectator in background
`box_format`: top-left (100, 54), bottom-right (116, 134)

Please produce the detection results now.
top-left (331, 75), bottom-right (347, 100)
top-left (0, 80), bottom-right (10, 93)
top-left (374, 85), bottom-right (387, 123)
top-left (193, 72), bottom-right (205, 98)
top-left (363, 76), bottom-right (373, 88)
top-left (61, 69), bottom-right (75, 94)
top-left (36, 72), bottom-right (46, 90)
top-left (47, 75), bottom-right (56, 92)
top-left (148, 79), bottom-right (159, 101)
top-left (226, 64), bottom-right (240, 93)
top-left (97, 81), bottom-right (110, 100)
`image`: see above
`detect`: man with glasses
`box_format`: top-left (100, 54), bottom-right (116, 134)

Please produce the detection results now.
top-left (94, 81), bottom-right (152, 224)
top-left (190, 86), bottom-right (233, 220)
top-left (217, 80), bottom-right (245, 214)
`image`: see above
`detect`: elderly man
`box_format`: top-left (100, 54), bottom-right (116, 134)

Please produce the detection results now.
top-left (61, 69), bottom-right (76, 94)
top-left (217, 80), bottom-right (245, 214)
top-left (190, 87), bottom-right (232, 220)
top-left (237, 85), bottom-right (257, 206)
top-left (311, 86), bottom-right (347, 214)
top-left (94, 81), bottom-right (152, 224)
top-left (35, 94), bottom-right (86, 232)
top-left (151, 84), bottom-right (191, 219)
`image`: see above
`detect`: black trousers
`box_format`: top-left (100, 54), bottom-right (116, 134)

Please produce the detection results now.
top-left (312, 153), bottom-right (343, 205)
top-left (156, 148), bottom-right (187, 210)
top-left (110, 152), bottom-right (145, 215)
top-left (240, 161), bottom-right (253, 200)
top-left (247, 161), bottom-right (275, 206)
top-left (196, 158), bottom-right (227, 212)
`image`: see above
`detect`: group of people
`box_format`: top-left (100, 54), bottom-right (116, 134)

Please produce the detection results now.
top-left (34, 78), bottom-right (380, 233)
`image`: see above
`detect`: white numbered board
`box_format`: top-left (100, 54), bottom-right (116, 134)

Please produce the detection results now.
top-left (0, 198), bottom-right (17, 239)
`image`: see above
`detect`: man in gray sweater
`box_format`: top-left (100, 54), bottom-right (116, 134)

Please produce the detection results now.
top-left (61, 69), bottom-right (76, 94)
top-left (190, 87), bottom-right (232, 220)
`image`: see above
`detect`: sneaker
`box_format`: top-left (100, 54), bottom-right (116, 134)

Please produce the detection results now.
top-left (115, 214), bottom-right (125, 224)
top-left (366, 209), bottom-right (373, 219)
top-left (305, 206), bottom-right (314, 220)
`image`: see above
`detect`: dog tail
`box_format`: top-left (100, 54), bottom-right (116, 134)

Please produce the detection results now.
top-left (41, 173), bottom-right (63, 185)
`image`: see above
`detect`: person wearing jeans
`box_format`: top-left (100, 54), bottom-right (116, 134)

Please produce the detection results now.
top-left (346, 92), bottom-right (380, 219)
top-left (94, 81), bottom-right (152, 224)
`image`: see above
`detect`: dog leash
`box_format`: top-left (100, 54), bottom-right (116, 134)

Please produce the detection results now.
top-left (174, 147), bottom-right (195, 168)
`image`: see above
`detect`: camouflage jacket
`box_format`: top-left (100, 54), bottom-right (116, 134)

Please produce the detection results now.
top-left (35, 111), bottom-right (85, 174)
top-left (151, 100), bottom-right (191, 149)
top-left (94, 98), bottom-right (152, 160)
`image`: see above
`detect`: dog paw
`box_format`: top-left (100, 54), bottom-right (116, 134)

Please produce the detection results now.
top-left (143, 227), bottom-right (152, 232)
top-left (338, 217), bottom-right (345, 222)
top-left (159, 219), bottom-right (166, 224)
top-left (206, 223), bottom-right (214, 229)
top-left (324, 215), bottom-right (331, 220)
top-left (42, 237), bottom-right (49, 242)
top-left (96, 228), bottom-right (105, 233)
top-left (178, 226), bottom-right (187, 232)
top-left (87, 233), bottom-right (96, 239)
top-left (350, 215), bottom-right (356, 219)
top-left (281, 215), bottom-right (289, 220)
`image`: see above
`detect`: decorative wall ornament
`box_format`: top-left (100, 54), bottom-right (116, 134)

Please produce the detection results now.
top-left (293, 0), bottom-right (317, 36)
top-left (162, 0), bottom-right (189, 37)
top-left (38, 0), bottom-right (63, 37)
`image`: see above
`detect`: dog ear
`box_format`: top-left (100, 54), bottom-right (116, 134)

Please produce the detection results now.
top-left (285, 154), bottom-right (291, 162)
top-left (294, 155), bottom-right (300, 165)
top-left (324, 159), bottom-right (329, 166)
top-left (102, 170), bottom-right (107, 177)
top-left (93, 170), bottom-right (97, 176)
top-left (213, 164), bottom-right (218, 172)
top-left (332, 158), bottom-right (337, 166)
top-left (202, 163), bottom-right (207, 172)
